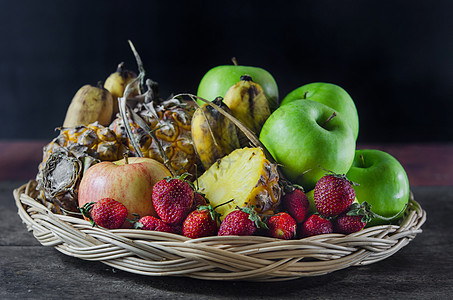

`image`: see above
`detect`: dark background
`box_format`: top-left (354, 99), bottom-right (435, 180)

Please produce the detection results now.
top-left (0, 0), bottom-right (452, 143)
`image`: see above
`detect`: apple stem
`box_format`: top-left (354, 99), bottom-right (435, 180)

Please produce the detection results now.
top-left (303, 91), bottom-right (308, 99)
top-left (322, 112), bottom-right (337, 127)
top-left (123, 153), bottom-right (129, 165)
top-left (231, 57), bottom-right (238, 66)
top-left (360, 154), bottom-right (366, 167)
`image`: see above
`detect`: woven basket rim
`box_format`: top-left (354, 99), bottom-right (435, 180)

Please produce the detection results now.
top-left (14, 180), bottom-right (426, 282)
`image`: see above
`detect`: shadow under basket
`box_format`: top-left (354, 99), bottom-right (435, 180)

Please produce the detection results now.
top-left (14, 180), bottom-right (426, 282)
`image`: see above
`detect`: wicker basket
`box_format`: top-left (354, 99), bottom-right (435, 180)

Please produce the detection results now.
top-left (14, 180), bottom-right (426, 282)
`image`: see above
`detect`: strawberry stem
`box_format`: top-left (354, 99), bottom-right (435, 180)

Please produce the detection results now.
top-left (318, 165), bottom-right (359, 186)
top-left (348, 201), bottom-right (409, 223)
top-left (213, 198), bottom-right (235, 210)
top-left (79, 202), bottom-right (96, 227)
top-left (240, 205), bottom-right (268, 230)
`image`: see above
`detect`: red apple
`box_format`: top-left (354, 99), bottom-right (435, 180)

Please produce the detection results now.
top-left (78, 157), bottom-right (171, 228)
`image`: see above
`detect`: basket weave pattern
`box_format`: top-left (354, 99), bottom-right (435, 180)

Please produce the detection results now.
top-left (14, 180), bottom-right (426, 281)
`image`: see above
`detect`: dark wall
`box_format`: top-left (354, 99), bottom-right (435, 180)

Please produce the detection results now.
top-left (1, 0), bottom-right (452, 143)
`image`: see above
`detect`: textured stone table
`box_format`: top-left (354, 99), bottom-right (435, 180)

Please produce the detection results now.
top-left (1, 142), bottom-right (452, 299)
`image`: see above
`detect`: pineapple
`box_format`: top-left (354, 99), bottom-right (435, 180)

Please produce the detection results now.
top-left (40, 122), bottom-right (124, 167)
top-left (196, 147), bottom-right (281, 220)
top-left (36, 122), bottom-right (124, 214)
top-left (109, 97), bottom-right (197, 175)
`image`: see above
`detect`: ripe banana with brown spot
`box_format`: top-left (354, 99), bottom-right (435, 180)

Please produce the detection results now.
top-left (103, 62), bottom-right (138, 116)
top-left (63, 84), bottom-right (113, 128)
top-left (191, 97), bottom-right (240, 170)
top-left (223, 75), bottom-right (271, 139)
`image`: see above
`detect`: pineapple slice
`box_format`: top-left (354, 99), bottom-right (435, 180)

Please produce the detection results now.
top-left (196, 147), bottom-right (281, 220)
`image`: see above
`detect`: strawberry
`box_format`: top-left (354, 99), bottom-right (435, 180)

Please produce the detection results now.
top-left (183, 205), bottom-right (219, 238)
top-left (152, 176), bottom-right (194, 225)
top-left (314, 172), bottom-right (356, 217)
top-left (80, 198), bottom-right (128, 229)
top-left (282, 188), bottom-right (309, 223)
top-left (333, 202), bottom-right (374, 234)
top-left (267, 212), bottom-right (297, 240)
top-left (218, 207), bottom-right (266, 236)
top-left (300, 214), bottom-right (333, 237)
top-left (134, 216), bottom-right (179, 234)
top-left (191, 192), bottom-right (208, 211)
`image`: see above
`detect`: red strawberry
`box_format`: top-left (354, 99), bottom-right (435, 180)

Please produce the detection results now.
top-left (191, 192), bottom-right (208, 211)
top-left (267, 212), bottom-right (297, 240)
top-left (334, 202), bottom-right (374, 234)
top-left (300, 214), bottom-right (333, 237)
top-left (152, 176), bottom-right (194, 225)
top-left (314, 172), bottom-right (356, 217)
top-left (81, 198), bottom-right (128, 229)
top-left (135, 216), bottom-right (179, 233)
top-left (282, 188), bottom-right (309, 223)
top-left (218, 207), bottom-right (266, 236)
top-left (183, 205), bottom-right (219, 238)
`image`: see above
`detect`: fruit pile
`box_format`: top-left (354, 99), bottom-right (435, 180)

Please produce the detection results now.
top-left (35, 42), bottom-right (410, 240)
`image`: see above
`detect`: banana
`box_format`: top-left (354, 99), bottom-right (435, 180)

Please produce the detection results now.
top-left (223, 75), bottom-right (271, 139)
top-left (103, 62), bottom-right (138, 116)
top-left (63, 84), bottom-right (113, 128)
top-left (191, 97), bottom-right (240, 170)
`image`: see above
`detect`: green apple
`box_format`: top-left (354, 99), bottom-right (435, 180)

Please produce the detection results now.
top-left (346, 149), bottom-right (410, 226)
top-left (197, 62), bottom-right (279, 111)
top-left (281, 82), bottom-right (359, 140)
top-left (259, 99), bottom-right (356, 191)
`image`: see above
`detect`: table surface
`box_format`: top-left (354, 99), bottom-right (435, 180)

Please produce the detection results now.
top-left (1, 141), bottom-right (452, 299)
